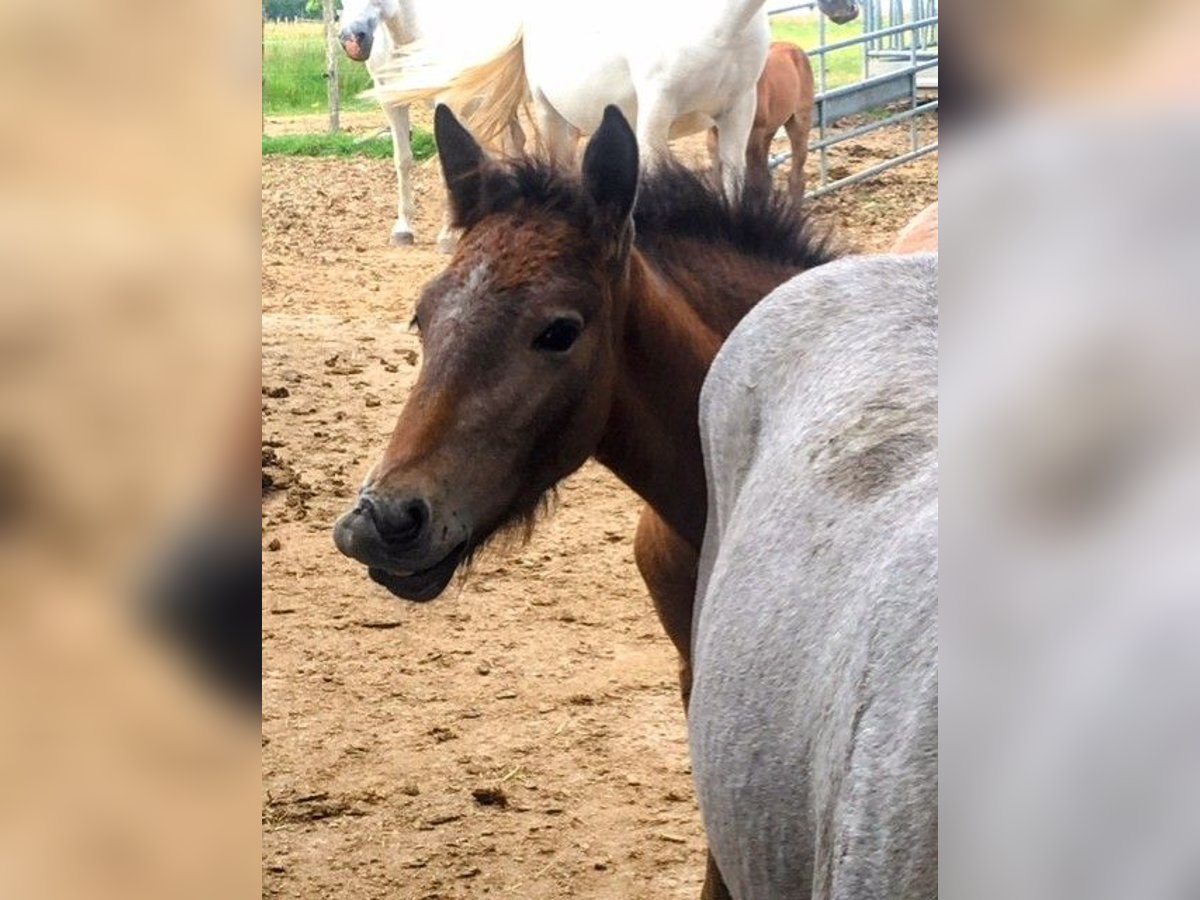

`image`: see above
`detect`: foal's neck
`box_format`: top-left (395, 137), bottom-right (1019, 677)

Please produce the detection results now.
top-left (595, 247), bottom-right (798, 549)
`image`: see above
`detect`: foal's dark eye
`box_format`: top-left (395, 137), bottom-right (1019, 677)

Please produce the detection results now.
top-left (533, 318), bottom-right (582, 353)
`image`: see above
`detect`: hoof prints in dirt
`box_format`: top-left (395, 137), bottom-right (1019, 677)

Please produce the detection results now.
top-left (261, 443), bottom-right (313, 522)
top-left (263, 790), bottom-right (380, 825)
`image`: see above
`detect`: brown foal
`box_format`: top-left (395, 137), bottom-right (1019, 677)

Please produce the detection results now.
top-left (333, 105), bottom-right (835, 900)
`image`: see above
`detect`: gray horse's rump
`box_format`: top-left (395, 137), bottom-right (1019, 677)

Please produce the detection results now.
top-left (690, 254), bottom-right (937, 900)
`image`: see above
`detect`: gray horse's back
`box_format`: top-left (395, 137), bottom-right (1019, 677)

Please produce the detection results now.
top-left (691, 254), bottom-right (937, 899)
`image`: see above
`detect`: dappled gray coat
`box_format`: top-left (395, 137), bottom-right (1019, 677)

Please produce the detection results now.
top-left (690, 254), bottom-right (938, 899)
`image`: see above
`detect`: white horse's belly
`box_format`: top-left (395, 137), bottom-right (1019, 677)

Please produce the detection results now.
top-left (634, 13), bottom-right (769, 114)
top-left (524, 22), bottom-right (635, 133)
top-left (522, 0), bottom-right (768, 136)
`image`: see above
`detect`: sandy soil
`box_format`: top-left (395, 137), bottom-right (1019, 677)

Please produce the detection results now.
top-left (261, 113), bottom-right (937, 899)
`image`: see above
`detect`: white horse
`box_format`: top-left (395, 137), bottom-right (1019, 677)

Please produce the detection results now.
top-left (370, 0), bottom-right (858, 196)
top-left (337, 0), bottom-right (422, 247)
top-left (336, 0), bottom-right (525, 250)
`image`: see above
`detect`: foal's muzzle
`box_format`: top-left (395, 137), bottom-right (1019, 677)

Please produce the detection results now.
top-left (334, 492), bottom-right (429, 561)
top-left (332, 492), bottom-right (466, 602)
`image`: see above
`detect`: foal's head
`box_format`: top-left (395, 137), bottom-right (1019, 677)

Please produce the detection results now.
top-left (333, 105), bottom-right (640, 600)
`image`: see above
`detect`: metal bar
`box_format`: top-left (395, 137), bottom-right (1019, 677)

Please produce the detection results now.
top-left (814, 66), bottom-right (933, 124)
top-left (808, 100), bottom-right (938, 149)
top-left (807, 142), bottom-right (939, 198)
top-left (814, 49), bottom-right (930, 92)
top-left (769, 100), bottom-right (938, 167)
top-left (862, 0), bottom-right (873, 76)
top-left (805, 16), bottom-right (939, 57)
top-left (819, 56), bottom-right (939, 101)
top-left (818, 10), bottom-right (828, 191)
top-left (909, 20), bottom-right (918, 154)
top-left (867, 49), bottom-right (939, 59)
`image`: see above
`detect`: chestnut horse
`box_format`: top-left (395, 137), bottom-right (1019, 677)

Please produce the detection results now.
top-left (334, 104), bottom-right (835, 899)
top-left (709, 41), bottom-right (815, 197)
top-left (892, 200), bottom-right (939, 253)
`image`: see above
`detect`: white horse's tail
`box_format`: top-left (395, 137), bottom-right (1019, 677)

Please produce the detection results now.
top-left (445, 32), bottom-right (527, 149)
top-left (367, 31), bottom-right (528, 151)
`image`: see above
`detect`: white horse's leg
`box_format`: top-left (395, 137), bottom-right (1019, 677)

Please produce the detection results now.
top-left (432, 98), bottom-right (471, 255)
top-left (533, 90), bottom-right (578, 168)
top-left (632, 95), bottom-right (677, 172)
top-left (383, 103), bottom-right (416, 246)
top-left (711, 89), bottom-right (758, 199)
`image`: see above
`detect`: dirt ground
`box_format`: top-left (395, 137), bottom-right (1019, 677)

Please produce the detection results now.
top-left (261, 111), bottom-right (937, 899)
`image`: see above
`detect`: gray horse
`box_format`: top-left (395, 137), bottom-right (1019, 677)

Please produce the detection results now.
top-left (690, 254), bottom-right (938, 899)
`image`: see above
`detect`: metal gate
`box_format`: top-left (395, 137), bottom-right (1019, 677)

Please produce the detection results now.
top-left (767, 0), bottom-right (938, 196)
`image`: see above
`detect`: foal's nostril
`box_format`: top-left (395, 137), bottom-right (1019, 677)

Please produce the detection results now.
top-left (354, 494), bottom-right (379, 522)
top-left (363, 495), bottom-right (430, 547)
top-left (392, 499), bottom-right (428, 542)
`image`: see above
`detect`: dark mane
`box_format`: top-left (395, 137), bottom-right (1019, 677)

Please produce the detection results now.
top-left (633, 161), bottom-right (838, 271)
top-left (473, 156), bottom-right (838, 271)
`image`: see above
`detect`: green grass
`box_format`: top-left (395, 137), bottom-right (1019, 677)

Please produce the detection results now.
top-left (264, 22), bottom-right (376, 116)
top-left (262, 15), bottom-right (866, 118)
top-left (769, 15), bottom-right (864, 90)
top-left (262, 130), bottom-right (437, 161)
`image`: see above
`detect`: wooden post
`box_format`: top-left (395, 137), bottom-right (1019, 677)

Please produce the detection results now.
top-left (323, 0), bottom-right (341, 134)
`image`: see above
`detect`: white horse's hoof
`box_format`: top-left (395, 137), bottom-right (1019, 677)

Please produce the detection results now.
top-left (390, 231), bottom-right (415, 247)
top-left (436, 236), bottom-right (457, 255)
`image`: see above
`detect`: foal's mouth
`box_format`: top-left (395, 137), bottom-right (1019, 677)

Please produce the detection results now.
top-left (367, 542), bottom-right (468, 603)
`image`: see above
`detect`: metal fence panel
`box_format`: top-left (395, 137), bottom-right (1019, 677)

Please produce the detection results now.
top-left (767, 0), bottom-right (938, 197)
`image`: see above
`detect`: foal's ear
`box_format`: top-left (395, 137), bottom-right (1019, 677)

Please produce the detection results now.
top-left (582, 106), bottom-right (639, 238)
top-left (435, 104), bottom-right (500, 228)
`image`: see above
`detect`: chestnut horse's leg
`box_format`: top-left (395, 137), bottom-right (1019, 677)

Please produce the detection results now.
top-left (782, 114), bottom-right (809, 198)
top-left (784, 46), bottom-right (815, 199)
top-left (744, 125), bottom-right (774, 193)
